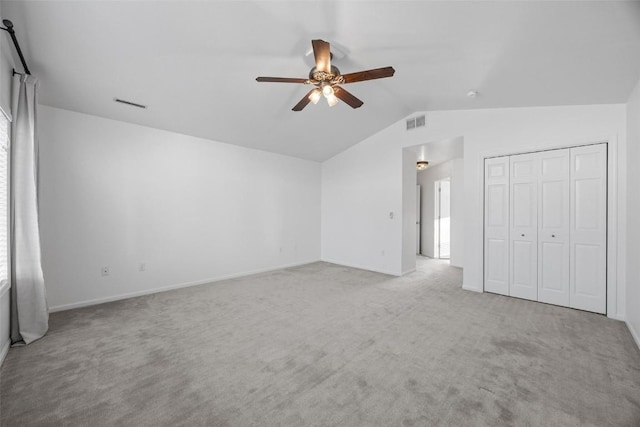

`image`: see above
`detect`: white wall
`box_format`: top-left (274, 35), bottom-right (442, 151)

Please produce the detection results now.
top-left (401, 149), bottom-right (417, 274)
top-left (321, 124), bottom-right (403, 275)
top-left (321, 104), bottom-right (627, 319)
top-left (417, 158), bottom-right (464, 268)
top-left (626, 78), bottom-right (640, 347)
top-left (38, 106), bottom-right (321, 310)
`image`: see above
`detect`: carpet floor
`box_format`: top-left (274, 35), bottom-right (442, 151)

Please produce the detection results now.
top-left (1, 258), bottom-right (639, 426)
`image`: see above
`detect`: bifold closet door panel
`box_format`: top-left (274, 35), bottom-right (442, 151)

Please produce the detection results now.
top-left (484, 157), bottom-right (510, 295)
top-left (538, 149), bottom-right (571, 307)
top-left (570, 144), bottom-right (607, 314)
top-left (509, 153), bottom-right (538, 301)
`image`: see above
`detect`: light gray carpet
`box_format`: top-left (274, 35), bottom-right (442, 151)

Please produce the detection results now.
top-left (1, 258), bottom-right (639, 426)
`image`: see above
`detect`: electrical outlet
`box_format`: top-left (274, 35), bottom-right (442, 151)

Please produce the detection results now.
top-left (101, 266), bottom-right (110, 276)
top-left (139, 263), bottom-right (146, 272)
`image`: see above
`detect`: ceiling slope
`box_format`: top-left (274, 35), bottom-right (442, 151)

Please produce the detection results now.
top-left (2, 0), bottom-right (639, 161)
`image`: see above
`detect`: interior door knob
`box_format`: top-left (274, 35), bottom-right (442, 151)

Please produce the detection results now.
top-left (552, 234), bottom-right (556, 237)
top-left (521, 234), bottom-right (525, 237)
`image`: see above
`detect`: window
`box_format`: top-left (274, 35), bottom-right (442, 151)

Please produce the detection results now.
top-left (0, 113), bottom-right (8, 283)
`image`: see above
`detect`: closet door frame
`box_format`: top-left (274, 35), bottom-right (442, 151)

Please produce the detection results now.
top-left (480, 137), bottom-right (621, 319)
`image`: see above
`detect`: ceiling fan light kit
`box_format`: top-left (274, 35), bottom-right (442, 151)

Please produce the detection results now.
top-left (417, 161), bottom-right (429, 171)
top-left (256, 39), bottom-right (395, 111)
top-left (308, 89), bottom-right (322, 104)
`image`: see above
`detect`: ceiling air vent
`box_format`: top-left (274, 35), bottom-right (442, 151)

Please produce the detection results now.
top-left (114, 98), bottom-right (147, 109)
top-left (406, 114), bottom-right (425, 131)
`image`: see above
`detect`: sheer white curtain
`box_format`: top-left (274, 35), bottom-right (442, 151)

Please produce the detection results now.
top-left (10, 74), bottom-right (47, 345)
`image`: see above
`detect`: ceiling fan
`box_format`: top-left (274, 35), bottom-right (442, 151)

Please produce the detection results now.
top-left (256, 39), bottom-right (395, 111)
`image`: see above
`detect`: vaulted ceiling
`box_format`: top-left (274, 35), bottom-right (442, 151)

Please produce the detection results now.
top-left (2, 1), bottom-right (639, 161)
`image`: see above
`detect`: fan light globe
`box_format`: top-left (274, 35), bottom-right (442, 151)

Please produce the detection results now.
top-left (322, 85), bottom-right (334, 97)
top-left (326, 94), bottom-right (339, 107)
top-left (308, 89), bottom-right (322, 104)
top-left (417, 161), bottom-right (429, 171)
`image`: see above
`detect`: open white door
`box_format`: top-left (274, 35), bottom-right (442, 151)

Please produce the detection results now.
top-left (434, 178), bottom-right (451, 259)
top-left (416, 185), bottom-right (421, 255)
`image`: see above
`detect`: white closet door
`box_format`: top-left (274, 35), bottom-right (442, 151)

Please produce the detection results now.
top-left (484, 157), bottom-right (510, 295)
top-left (570, 144), bottom-right (607, 314)
top-left (538, 149), bottom-right (570, 307)
top-left (509, 153), bottom-right (538, 301)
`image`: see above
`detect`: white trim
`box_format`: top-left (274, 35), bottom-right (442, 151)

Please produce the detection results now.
top-left (478, 136), bottom-right (622, 319)
top-left (0, 105), bottom-right (11, 123)
top-left (0, 338), bottom-right (8, 367)
top-left (402, 268), bottom-right (416, 275)
top-left (0, 280), bottom-right (8, 298)
top-left (627, 321), bottom-right (640, 351)
top-left (606, 136), bottom-right (620, 318)
top-left (48, 259), bottom-right (321, 313)
top-left (320, 258), bottom-right (400, 277)
top-left (462, 285), bottom-right (482, 293)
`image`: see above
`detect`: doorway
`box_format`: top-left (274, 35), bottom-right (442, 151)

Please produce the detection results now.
top-left (402, 137), bottom-right (464, 273)
top-left (434, 178), bottom-right (450, 259)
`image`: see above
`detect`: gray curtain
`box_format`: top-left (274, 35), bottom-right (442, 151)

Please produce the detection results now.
top-left (10, 74), bottom-right (48, 345)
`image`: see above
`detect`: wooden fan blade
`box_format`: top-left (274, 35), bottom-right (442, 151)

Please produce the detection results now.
top-left (292, 89), bottom-right (317, 111)
top-left (312, 39), bottom-right (331, 73)
top-left (334, 86), bottom-right (364, 109)
top-left (256, 77), bottom-right (308, 83)
top-left (341, 66), bottom-right (395, 84)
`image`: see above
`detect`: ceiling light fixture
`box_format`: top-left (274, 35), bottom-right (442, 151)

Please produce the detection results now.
top-left (256, 40), bottom-right (395, 111)
top-left (326, 94), bottom-right (339, 107)
top-left (417, 161), bottom-right (429, 171)
top-left (322, 84), bottom-right (335, 97)
top-left (308, 89), bottom-right (322, 104)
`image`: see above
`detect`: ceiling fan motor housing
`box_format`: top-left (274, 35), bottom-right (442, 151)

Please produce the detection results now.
top-left (309, 65), bottom-right (341, 83)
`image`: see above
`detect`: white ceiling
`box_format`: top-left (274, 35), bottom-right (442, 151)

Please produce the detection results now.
top-left (2, 1), bottom-right (639, 161)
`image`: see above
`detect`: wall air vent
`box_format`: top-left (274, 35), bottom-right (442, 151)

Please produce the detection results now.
top-left (114, 98), bottom-right (147, 109)
top-left (406, 118), bottom-right (416, 130)
top-left (406, 114), bottom-right (426, 131)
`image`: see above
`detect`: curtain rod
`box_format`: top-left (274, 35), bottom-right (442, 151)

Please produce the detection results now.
top-left (0, 19), bottom-right (31, 75)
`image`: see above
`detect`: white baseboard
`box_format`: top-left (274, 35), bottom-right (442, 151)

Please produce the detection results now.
top-left (320, 258), bottom-right (400, 276)
top-left (462, 285), bottom-right (483, 293)
top-left (402, 268), bottom-right (416, 276)
top-left (627, 321), bottom-right (640, 351)
top-left (0, 339), bottom-right (9, 367)
top-left (608, 313), bottom-right (626, 322)
top-left (48, 259), bottom-right (321, 313)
